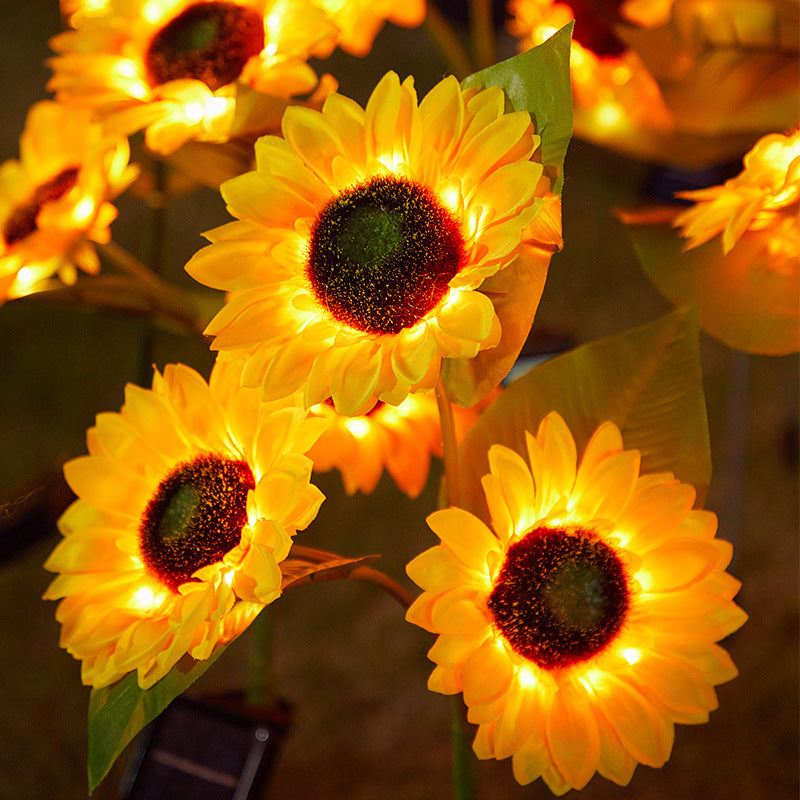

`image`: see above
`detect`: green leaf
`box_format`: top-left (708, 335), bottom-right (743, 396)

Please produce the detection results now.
top-left (462, 23), bottom-right (574, 194)
top-left (456, 307), bottom-right (711, 520)
top-left (88, 646), bottom-right (226, 793)
top-left (625, 218), bottom-right (800, 355)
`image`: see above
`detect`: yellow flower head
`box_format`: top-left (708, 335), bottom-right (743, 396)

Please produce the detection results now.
top-left (187, 71), bottom-right (551, 415)
top-left (313, 0), bottom-right (425, 57)
top-left (507, 0), bottom-right (672, 131)
top-left (44, 361), bottom-right (326, 690)
top-left (406, 411), bottom-right (746, 793)
top-left (48, 0), bottom-right (337, 154)
top-left (308, 393), bottom-right (442, 498)
top-left (0, 101), bottom-right (135, 301)
top-left (674, 128), bottom-right (800, 258)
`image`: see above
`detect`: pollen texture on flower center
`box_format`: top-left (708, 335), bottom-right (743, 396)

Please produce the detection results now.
top-left (306, 175), bottom-right (465, 335)
top-left (145, 1), bottom-right (265, 92)
top-left (139, 452), bottom-right (255, 591)
top-left (488, 526), bottom-right (630, 670)
top-left (3, 166), bottom-right (80, 247)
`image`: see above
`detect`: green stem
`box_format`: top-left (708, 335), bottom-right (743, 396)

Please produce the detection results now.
top-left (435, 379), bottom-right (461, 508)
top-left (423, 1), bottom-right (473, 79)
top-left (246, 607), bottom-right (275, 708)
top-left (137, 156), bottom-right (169, 386)
top-left (451, 696), bottom-right (478, 800)
top-left (436, 380), bottom-right (477, 800)
top-left (469, 0), bottom-right (496, 70)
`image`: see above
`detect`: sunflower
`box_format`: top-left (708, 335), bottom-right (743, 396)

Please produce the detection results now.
top-left (186, 71), bottom-right (551, 416)
top-left (406, 411), bottom-right (746, 793)
top-left (507, 0), bottom-right (672, 131)
top-left (308, 393), bottom-right (442, 498)
top-left (313, 0), bottom-right (426, 57)
top-left (0, 100), bottom-right (135, 301)
top-left (44, 361), bottom-right (326, 689)
top-left (47, 0), bottom-right (337, 154)
top-left (674, 128), bottom-right (800, 259)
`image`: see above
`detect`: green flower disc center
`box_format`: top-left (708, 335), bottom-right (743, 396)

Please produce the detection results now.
top-left (145, 1), bottom-right (265, 92)
top-left (306, 175), bottom-right (465, 335)
top-left (139, 452), bottom-right (255, 591)
top-left (3, 166), bottom-right (80, 247)
top-left (487, 526), bottom-right (629, 670)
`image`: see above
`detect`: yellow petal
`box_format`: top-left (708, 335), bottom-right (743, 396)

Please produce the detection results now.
top-left (528, 412), bottom-right (577, 516)
top-left (595, 673), bottom-right (673, 767)
top-left (511, 736), bottom-right (550, 785)
top-left (406, 545), bottom-right (470, 593)
top-left (436, 290), bottom-right (495, 343)
top-left (545, 682), bottom-right (601, 789)
top-left (430, 587), bottom-right (490, 634)
top-left (572, 450), bottom-right (640, 522)
top-left (63, 455), bottom-right (149, 517)
top-left (426, 508), bottom-right (500, 572)
top-left (460, 638), bottom-right (513, 707)
top-left (487, 443), bottom-right (538, 537)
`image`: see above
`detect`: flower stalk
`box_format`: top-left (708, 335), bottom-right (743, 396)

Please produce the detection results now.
top-left (423, 1), bottom-right (473, 79)
top-left (435, 379), bottom-right (461, 508)
top-left (468, 0), bottom-right (496, 70)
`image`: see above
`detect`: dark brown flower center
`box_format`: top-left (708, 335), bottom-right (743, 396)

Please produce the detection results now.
top-left (139, 452), bottom-right (254, 591)
top-left (488, 526), bottom-right (629, 670)
top-left (306, 175), bottom-right (465, 335)
top-left (3, 166), bottom-right (80, 247)
top-left (145, 1), bottom-right (265, 92)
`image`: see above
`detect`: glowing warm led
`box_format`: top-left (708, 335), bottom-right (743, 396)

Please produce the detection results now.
top-left (343, 418), bottom-right (372, 439)
top-left (582, 668), bottom-right (606, 689)
top-left (131, 585), bottom-right (161, 611)
top-left (183, 102), bottom-right (205, 123)
top-left (517, 665), bottom-right (538, 688)
top-left (141, 0), bottom-right (163, 25)
top-left (71, 196), bottom-right (95, 224)
top-left (595, 102), bottom-right (624, 129)
top-left (635, 569), bottom-right (653, 592)
top-left (621, 647), bottom-right (642, 665)
top-left (15, 267), bottom-right (36, 288)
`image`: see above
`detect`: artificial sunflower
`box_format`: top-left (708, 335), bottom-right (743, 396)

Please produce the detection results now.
top-left (186, 71), bottom-right (551, 416)
top-left (308, 394), bottom-right (442, 498)
top-left (406, 411), bottom-right (746, 793)
top-left (0, 100), bottom-right (135, 301)
top-left (44, 361), bottom-right (326, 689)
top-left (48, 0), bottom-right (337, 154)
top-left (507, 0), bottom-right (672, 134)
top-left (308, 385), bottom-right (499, 497)
top-left (313, 0), bottom-right (426, 57)
top-left (674, 127), bottom-right (800, 257)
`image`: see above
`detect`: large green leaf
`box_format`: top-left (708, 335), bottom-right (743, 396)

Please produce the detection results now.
top-left (624, 216), bottom-right (800, 355)
top-left (456, 307), bottom-right (711, 520)
top-left (462, 23), bottom-right (574, 195)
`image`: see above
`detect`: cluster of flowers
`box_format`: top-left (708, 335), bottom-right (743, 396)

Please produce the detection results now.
top-left (0, 0), bottom-right (754, 793)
